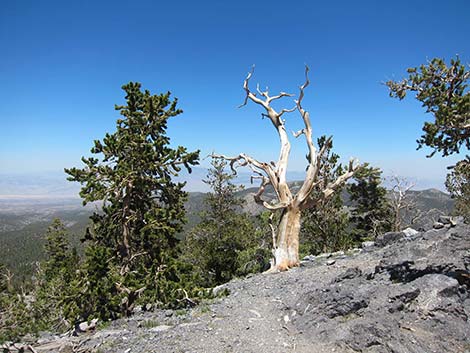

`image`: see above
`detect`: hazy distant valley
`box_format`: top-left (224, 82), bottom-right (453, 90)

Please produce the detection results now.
top-left (0, 174), bottom-right (454, 282)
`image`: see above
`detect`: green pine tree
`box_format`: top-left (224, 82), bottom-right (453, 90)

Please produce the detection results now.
top-left (0, 263), bottom-right (10, 293)
top-left (387, 57), bottom-right (470, 226)
top-left (182, 158), bottom-right (270, 286)
top-left (33, 219), bottom-right (80, 331)
top-left (348, 166), bottom-right (393, 241)
top-left (300, 137), bottom-right (353, 255)
top-left (0, 263), bottom-right (35, 343)
top-left (446, 157), bottom-right (470, 221)
top-left (386, 56), bottom-right (470, 157)
top-left (65, 82), bottom-right (200, 319)
top-left (43, 219), bottom-right (78, 281)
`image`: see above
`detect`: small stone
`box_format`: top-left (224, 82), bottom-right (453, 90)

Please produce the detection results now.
top-left (326, 259), bottom-right (336, 266)
top-left (179, 322), bottom-right (202, 328)
top-left (433, 222), bottom-right (445, 229)
top-left (302, 255), bottom-right (316, 261)
top-left (317, 252), bottom-right (332, 259)
top-left (149, 325), bottom-right (173, 332)
top-left (164, 310), bottom-right (173, 317)
top-left (361, 241), bottom-right (375, 248)
top-left (402, 227), bottom-right (419, 237)
top-left (78, 321), bottom-right (89, 332)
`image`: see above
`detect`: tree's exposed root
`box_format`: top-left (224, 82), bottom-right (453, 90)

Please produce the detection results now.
top-left (264, 259), bottom-right (300, 274)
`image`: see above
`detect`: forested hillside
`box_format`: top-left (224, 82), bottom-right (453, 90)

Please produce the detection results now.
top-left (0, 186), bottom-right (455, 283)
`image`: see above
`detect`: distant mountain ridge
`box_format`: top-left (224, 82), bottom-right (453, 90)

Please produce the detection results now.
top-left (187, 184), bottom-right (454, 214)
top-left (185, 184), bottom-right (454, 230)
top-left (0, 177), bottom-right (454, 281)
top-left (0, 168), bottom-right (448, 197)
top-left (0, 185), bottom-right (454, 233)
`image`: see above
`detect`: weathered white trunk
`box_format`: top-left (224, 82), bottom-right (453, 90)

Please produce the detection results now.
top-left (272, 205), bottom-right (301, 271)
top-left (219, 67), bottom-right (359, 273)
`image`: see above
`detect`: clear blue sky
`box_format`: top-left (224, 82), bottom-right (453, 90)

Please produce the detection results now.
top-left (1, 0), bottom-right (469, 190)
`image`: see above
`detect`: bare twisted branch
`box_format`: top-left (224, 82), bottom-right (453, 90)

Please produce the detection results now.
top-left (211, 153), bottom-right (288, 210)
top-left (323, 158), bottom-right (360, 199)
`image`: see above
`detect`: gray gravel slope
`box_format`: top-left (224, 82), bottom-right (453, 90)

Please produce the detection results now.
top-left (9, 221), bottom-right (470, 353)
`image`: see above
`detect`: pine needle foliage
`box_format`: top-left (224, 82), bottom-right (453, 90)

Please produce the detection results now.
top-left (182, 158), bottom-right (270, 286)
top-left (65, 82), bottom-right (200, 320)
top-left (300, 137), bottom-right (353, 255)
top-left (348, 166), bottom-right (393, 241)
top-left (446, 157), bottom-right (470, 221)
top-left (33, 219), bottom-right (80, 332)
top-left (386, 57), bottom-right (470, 157)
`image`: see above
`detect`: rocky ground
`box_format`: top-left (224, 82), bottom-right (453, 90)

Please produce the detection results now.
top-left (4, 217), bottom-right (470, 353)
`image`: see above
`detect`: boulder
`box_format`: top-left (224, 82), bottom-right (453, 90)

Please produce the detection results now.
top-left (438, 215), bottom-right (464, 227)
top-left (402, 227), bottom-right (419, 237)
top-left (375, 231), bottom-right (404, 247)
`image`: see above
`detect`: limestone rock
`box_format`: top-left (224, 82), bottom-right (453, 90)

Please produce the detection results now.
top-left (361, 240), bottom-right (375, 248)
top-left (77, 318), bottom-right (98, 333)
top-left (402, 227), bottom-right (419, 237)
top-left (433, 221), bottom-right (445, 229)
top-left (149, 325), bottom-right (173, 332)
top-left (375, 231), bottom-right (404, 247)
top-left (302, 255), bottom-right (316, 262)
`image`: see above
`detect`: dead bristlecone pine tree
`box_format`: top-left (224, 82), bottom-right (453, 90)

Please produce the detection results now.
top-left (214, 66), bottom-right (360, 272)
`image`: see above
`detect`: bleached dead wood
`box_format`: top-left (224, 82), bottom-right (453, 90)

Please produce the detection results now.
top-left (214, 66), bottom-right (359, 271)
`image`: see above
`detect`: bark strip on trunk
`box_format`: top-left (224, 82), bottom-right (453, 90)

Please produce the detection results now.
top-left (272, 206), bottom-right (301, 271)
